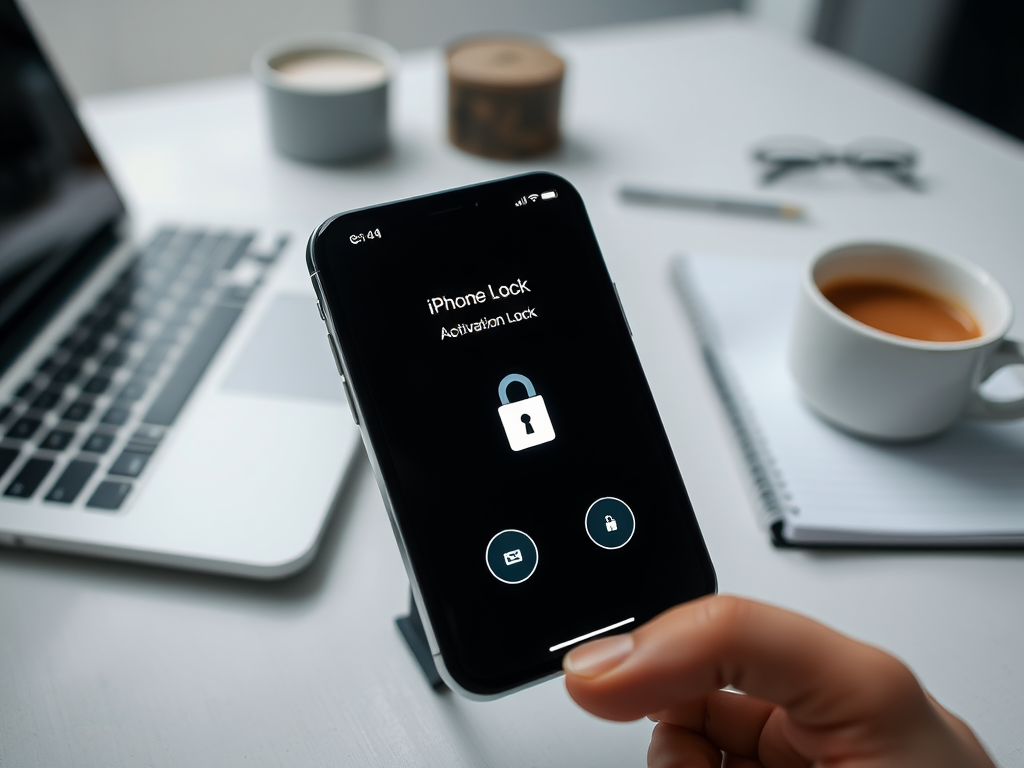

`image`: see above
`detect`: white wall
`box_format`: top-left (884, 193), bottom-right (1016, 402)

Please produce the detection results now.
top-left (19, 0), bottom-right (358, 97)
top-left (357, 0), bottom-right (739, 51)
top-left (745, 0), bottom-right (819, 39)
top-left (18, 0), bottom-right (738, 97)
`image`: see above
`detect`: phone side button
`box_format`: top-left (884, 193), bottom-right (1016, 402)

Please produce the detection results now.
top-left (317, 299), bottom-right (326, 322)
top-left (612, 282), bottom-right (632, 336)
top-left (342, 379), bottom-right (359, 425)
top-left (326, 333), bottom-right (344, 377)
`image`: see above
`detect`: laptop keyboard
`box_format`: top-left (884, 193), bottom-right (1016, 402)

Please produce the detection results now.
top-left (0, 227), bottom-right (284, 512)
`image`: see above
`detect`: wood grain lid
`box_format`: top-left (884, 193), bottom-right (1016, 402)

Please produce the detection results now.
top-left (447, 37), bottom-right (564, 89)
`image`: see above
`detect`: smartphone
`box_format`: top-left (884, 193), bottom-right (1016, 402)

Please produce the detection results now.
top-left (307, 172), bottom-right (715, 698)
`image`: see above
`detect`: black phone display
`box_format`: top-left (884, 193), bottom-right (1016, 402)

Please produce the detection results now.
top-left (307, 173), bottom-right (715, 698)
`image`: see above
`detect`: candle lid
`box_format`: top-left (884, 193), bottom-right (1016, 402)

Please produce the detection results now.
top-left (447, 37), bottom-right (564, 88)
top-left (270, 50), bottom-right (388, 91)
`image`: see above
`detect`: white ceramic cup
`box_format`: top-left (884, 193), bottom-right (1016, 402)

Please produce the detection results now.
top-left (252, 34), bottom-right (399, 164)
top-left (788, 243), bottom-right (1024, 441)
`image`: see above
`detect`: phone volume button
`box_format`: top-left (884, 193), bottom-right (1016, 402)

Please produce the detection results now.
top-left (317, 299), bottom-right (326, 322)
top-left (326, 333), bottom-right (344, 377)
top-left (342, 379), bottom-right (359, 426)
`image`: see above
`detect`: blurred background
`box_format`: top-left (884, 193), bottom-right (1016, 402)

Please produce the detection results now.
top-left (19, 0), bottom-right (1023, 141)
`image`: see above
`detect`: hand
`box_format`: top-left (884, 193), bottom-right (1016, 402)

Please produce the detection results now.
top-left (563, 596), bottom-right (994, 768)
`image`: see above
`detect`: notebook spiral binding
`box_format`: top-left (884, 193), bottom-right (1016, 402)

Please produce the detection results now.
top-left (670, 255), bottom-right (796, 544)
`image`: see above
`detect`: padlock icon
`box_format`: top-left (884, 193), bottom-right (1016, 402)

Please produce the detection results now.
top-left (497, 373), bottom-right (556, 452)
top-left (605, 515), bottom-right (617, 532)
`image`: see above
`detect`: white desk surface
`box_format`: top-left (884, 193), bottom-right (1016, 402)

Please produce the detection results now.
top-left (4, 13), bottom-right (1024, 767)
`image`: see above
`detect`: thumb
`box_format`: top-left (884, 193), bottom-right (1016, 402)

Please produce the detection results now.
top-left (563, 595), bottom-right (929, 738)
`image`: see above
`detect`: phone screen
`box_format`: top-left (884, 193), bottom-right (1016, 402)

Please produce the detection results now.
top-left (310, 173), bottom-right (715, 697)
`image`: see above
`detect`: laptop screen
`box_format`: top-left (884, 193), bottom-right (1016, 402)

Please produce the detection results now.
top-left (0, 0), bottom-right (125, 370)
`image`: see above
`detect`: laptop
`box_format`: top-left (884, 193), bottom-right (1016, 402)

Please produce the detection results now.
top-left (0, 0), bottom-right (357, 578)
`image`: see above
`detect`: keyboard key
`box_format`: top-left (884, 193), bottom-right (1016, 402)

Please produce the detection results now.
top-left (130, 289), bottom-right (157, 311)
top-left (101, 348), bottom-right (130, 368)
top-left (0, 404), bottom-right (12, 425)
top-left (0, 447), bottom-right (19, 477)
top-left (221, 233), bottom-right (255, 271)
top-left (132, 425), bottom-right (165, 444)
top-left (87, 480), bottom-right (132, 511)
top-left (37, 357), bottom-right (60, 375)
top-left (45, 460), bottom-right (98, 503)
top-left (135, 358), bottom-right (163, 377)
top-left (52, 362), bottom-right (82, 383)
top-left (252, 238), bottom-right (286, 264)
top-left (101, 405), bottom-right (131, 426)
top-left (82, 375), bottom-right (112, 395)
top-left (90, 315), bottom-right (120, 336)
top-left (4, 457), bottom-right (54, 498)
top-left (31, 389), bottom-right (63, 411)
top-left (58, 331), bottom-right (83, 350)
top-left (84, 299), bottom-right (112, 318)
top-left (109, 450), bottom-right (150, 478)
top-left (221, 285), bottom-right (255, 306)
top-left (15, 381), bottom-right (37, 399)
top-left (123, 440), bottom-right (157, 455)
top-left (41, 429), bottom-right (76, 451)
top-left (145, 228), bottom-right (175, 255)
top-left (62, 401), bottom-right (93, 422)
top-left (7, 417), bottom-right (41, 440)
top-left (117, 379), bottom-right (148, 402)
top-left (82, 432), bottom-right (115, 453)
top-left (144, 305), bottom-right (242, 426)
top-left (79, 311), bottom-right (104, 331)
top-left (74, 336), bottom-right (103, 357)
top-left (119, 318), bottom-right (152, 343)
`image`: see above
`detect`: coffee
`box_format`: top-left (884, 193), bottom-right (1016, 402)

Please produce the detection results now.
top-left (820, 278), bottom-right (981, 342)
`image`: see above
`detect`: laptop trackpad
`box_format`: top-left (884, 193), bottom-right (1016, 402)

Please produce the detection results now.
top-left (222, 293), bottom-right (343, 402)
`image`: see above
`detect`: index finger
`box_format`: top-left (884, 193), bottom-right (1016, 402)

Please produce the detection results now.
top-left (563, 595), bottom-right (930, 735)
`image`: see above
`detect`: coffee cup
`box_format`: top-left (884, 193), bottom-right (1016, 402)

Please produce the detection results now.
top-left (252, 34), bottom-right (399, 164)
top-left (788, 242), bottom-right (1024, 441)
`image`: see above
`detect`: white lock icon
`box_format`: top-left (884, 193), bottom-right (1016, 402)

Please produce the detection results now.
top-left (605, 515), bottom-right (617, 532)
top-left (497, 373), bottom-right (556, 452)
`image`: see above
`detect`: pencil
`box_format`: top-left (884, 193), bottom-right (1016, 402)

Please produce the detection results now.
top-left (620, 184), bottom-right (804, 220)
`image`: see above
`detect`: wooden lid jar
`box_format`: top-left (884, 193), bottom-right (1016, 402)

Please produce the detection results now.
top-left (446, 37), bottom-right (565, 159)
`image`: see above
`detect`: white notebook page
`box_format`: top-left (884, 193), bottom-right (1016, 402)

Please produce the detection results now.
top-left (680, 254), bottom-right (1024, 545)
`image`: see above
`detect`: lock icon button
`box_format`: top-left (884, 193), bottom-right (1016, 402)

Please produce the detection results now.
top-left (586, 497), bottom-right (635, 550)
top-left (497, 373), bottom-right (556, 452)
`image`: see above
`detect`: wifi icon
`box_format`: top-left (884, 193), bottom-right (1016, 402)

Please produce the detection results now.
top-left (528, 194), bottom-right (540, 203)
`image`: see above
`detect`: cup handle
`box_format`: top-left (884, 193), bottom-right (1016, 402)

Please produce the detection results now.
top-left (965, 338), bottom-right (1024, 420)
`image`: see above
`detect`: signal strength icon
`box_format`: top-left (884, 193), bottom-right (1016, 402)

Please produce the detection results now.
top-left (515, 193), bottom-right (544, 207)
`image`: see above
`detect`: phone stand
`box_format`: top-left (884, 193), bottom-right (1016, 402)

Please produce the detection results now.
top-left (395, 591), bottom-right (447, 691)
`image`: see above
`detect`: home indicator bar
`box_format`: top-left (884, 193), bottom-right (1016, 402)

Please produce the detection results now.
top-left (548, 617), bottom-right (635, 653)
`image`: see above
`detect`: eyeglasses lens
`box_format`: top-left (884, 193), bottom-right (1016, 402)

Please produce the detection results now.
top-left (843, 139), bottom-right (917, 172)
top-left (753, 137), bottom-right (832, 183)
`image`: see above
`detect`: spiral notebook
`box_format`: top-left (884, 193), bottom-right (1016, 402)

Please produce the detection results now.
top-left (672, 254), bottom-right (1024, 548)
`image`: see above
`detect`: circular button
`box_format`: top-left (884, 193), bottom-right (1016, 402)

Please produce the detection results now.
top-left (585, 497), bottom-right (635, 549)
top-left (486, 529), bottom-right (539, 584)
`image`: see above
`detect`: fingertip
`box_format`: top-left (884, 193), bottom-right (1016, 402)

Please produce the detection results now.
top-left (563, 633), bottom-right (635, 679)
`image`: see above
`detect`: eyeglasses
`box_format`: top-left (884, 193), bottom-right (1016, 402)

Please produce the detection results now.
top-left (753, 136), bottom-right (921, 190)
